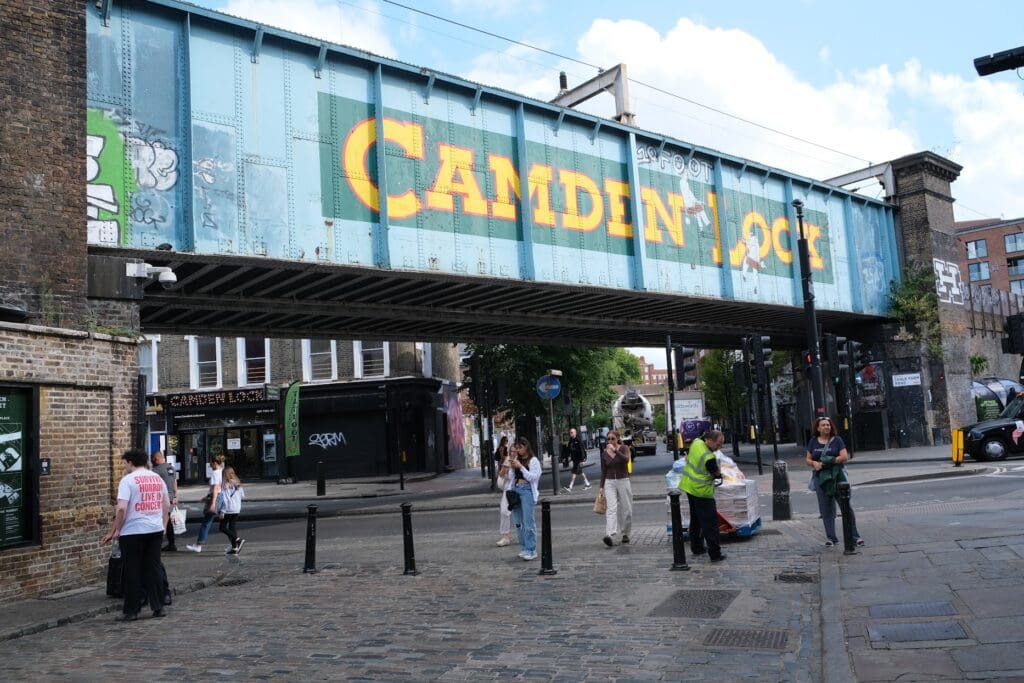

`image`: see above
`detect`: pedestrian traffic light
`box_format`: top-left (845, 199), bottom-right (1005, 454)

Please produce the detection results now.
top-left (750, 335), bottom-right (772, 386)
top-left (674, 346), bottom-right (697, 388)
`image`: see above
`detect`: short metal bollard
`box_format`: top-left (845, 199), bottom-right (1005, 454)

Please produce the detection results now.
top-left (538, 500), bottom-right (557, 576)
top-left (772, 459), bottom-right (792, 521)
top-left (668, 491), bottom-right (690, 571)
top-left (836, 481), bottom-right (857, 555)
top-left (303, 504), bottom-right (318, 574)
top-left (316, 460), bottom-right (326, 497)
top-left (401, 502), bottom-right (419, 575)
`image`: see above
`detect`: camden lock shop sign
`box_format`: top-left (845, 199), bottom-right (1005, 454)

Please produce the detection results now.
top-left (0, 389), bottom-right (27, 547)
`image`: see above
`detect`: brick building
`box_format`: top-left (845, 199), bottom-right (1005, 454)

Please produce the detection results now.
top-left (636, 355), bottom-right (669, 385)
top-left (954, 217), bottom-right (1024, 295)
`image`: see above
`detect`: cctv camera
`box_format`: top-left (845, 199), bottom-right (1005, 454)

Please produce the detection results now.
top-left (157, 270), bottom-right (177, 289)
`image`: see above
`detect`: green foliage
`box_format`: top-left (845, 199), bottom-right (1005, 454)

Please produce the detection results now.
top-left (698, 349), bottom-right (746, 425)
top-left (652, 404), bottom-right (666, 433)
top-left (472, 345), bottom-right (641, 426)
top-left (889, 264), bottom-right (943, 358)
top-left (969, 353), bottom-right (989, 376)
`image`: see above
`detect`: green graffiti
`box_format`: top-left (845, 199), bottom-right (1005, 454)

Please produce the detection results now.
top-left (86, 108), bottom-right (136, 246)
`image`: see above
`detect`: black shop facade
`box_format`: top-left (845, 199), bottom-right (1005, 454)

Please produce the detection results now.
top-left (286, 377), bottom-right (465, 481)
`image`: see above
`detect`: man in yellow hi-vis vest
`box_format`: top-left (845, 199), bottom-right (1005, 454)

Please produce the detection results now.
top-left (679, 429), bottom-right (727, 562)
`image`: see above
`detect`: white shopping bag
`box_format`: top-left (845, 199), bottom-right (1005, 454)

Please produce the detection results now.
top-left (170, 506), bottom-right (187, 535)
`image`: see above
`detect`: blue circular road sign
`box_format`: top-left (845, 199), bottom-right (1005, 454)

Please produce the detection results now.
top-left (536, 374), bottom-right (561, 400)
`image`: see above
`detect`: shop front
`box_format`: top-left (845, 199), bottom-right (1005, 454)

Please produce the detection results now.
top-left (166, 388), bottom-right (281, 484)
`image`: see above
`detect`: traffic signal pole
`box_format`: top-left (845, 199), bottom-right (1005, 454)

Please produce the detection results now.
top-left (665, 335), bottom-right (679, 461)
top-left (793, 200), bottom-right (826, 418)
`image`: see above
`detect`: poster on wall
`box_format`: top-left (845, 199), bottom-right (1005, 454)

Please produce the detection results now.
top-left (0, 390), bottom-right (27, 547)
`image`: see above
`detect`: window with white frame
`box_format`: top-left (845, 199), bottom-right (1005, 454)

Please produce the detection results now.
top-left (968, 261), bottom-right (990, 282)
top-left (1012, 280), bottom-right (1024, 296)
top-left (354, 341), bottom-right (389, 378)
top-left (236, 337), bottom-right (270, 386)
top-left (966, 239), bottom-right (987, 259)
top-left (302, 339), bottom-right (337, 382)
top-left (415, 342), bottom-right (432, 377)
top-left (188, 336), bottom-right (222, 389)
top-left (139, 335), bottom-right (160, 393)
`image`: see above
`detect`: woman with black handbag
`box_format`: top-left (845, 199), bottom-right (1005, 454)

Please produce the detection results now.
top-left (508, 438), bottom-right (541, 561)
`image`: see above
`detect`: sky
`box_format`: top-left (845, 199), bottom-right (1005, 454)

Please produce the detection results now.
top-left (196, 0), bottom-right (1024, 367)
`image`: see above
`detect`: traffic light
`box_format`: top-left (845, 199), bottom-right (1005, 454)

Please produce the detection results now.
top-left (823, 334), bottom-right (848, 384)
top-left (674, 346), bottom-right (697, 388)
top-left (561, 385), bottom-right (573, 417)
top-left (750, 335), bottom-right (772, 386)
top-left (848, 341), bottom-right (869, 372)
top-left (462, 353), bottom-right (481, 403)
top-left (1004, 314), bottom-right (1024, 354)
top-left (732, 360), bottom-right (750, 388)
top-left (743, 337), bottom-right (756, 386)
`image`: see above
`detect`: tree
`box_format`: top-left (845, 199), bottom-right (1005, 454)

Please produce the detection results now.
top-left (698, 349), bottom-right (746, 426)
top-left (470, 345), bottom-right (641, 427)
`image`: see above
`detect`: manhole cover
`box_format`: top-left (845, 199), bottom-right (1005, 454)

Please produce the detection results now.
top-left (704, 628), bottom-right (789, 650)
top-left (775, 572), bottom-right (817, 583)
top-left (216, 576), bottom-right (251, 587)
top-left (867, 621), bottom-right (967, 643)
top-left (648, 589), bottom-right (739, 618)
top-left (869, 601), bottom-right (957, 619)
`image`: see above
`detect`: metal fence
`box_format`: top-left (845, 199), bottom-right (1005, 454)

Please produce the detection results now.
top-left (966, 284), bottom-right (1024, 337)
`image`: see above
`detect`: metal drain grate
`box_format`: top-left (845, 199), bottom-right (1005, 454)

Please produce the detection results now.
top-left (867, 621), bottom-right (967, 643)
top-left (216, 576), bottom-right (251, 587)
top-left (704, 628), bottom-right (789, 650)
top-left (869, 601), bottom-right (957, 619)
top-left (648, 589), bottom-right (739, 618)
top-left (775, 572), bottom-right (817, 583)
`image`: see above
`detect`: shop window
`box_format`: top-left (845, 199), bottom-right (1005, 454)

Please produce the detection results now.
top-left (302, 339), bottom-right (337, 382)
top-left (0, 384), bottom-right (40, 549)
top-left (139, 335), bottom-right (160, 394)
top-left (188, 336), bottom-right (222, 389)
top-left (965, 239), bottom-right (987, 259)
top-left (354, 341), bottom-right (389, 378)
top-left (237, 337), bottom-right (270, 386)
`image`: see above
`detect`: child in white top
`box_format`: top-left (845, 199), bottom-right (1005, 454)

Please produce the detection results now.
top-left (217, 466), bottom-right (246, 555)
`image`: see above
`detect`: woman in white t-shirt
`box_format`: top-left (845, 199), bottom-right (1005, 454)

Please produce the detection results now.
top-left (101, 448), bottom-right (170, 621)
top-left (187, 454), bottom-right (224, 553)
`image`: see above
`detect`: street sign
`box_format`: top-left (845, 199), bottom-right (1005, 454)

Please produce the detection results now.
top-left (536, 375), bottom-right (561, 400)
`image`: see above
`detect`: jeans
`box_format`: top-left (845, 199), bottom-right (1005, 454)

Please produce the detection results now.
top-left (686, 493), bottom-right (722, 559)
top-left (510, 483), bottom-right (536, 554)
top-left (499, 491), bottom-right (511, 536)
top-left (119, 531), bottom-right (164, 615)
top-left (219, 513), bottom-right (239, 546)
top-left (814, 485), bottom-right (861, 543)
top-left (196, 509), bottom-right (217, 544)
top-left (604, 478), bottom-right (633, 538)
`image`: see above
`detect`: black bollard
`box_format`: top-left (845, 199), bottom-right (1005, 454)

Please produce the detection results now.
top-left (538, 500), bottom-right (557, 576)
top-left (401, 502), bottom-right (419, 576)
top-left (772, 459), bottom-right (792, 520)
top-left (836, 481), bottom-right (857, 555)
top-left (316, 460), bottom-right (326, 497)
top-left (303, 504), bottom-right (318, 574)
top-left (668, 491), bottom-right (690, 571)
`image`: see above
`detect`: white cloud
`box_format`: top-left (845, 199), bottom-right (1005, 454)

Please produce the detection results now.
top-left (220, 0), bottom-right (396, 57)
top-left (818, 45), bottom-right (831, 65)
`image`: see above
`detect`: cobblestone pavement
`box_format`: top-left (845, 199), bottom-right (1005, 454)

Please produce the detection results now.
top-left (0, 515), bottom-right (827, 681)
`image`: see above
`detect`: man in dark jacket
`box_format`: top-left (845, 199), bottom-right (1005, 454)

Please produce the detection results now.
top-left (562, 428), bottom-right (591, 492)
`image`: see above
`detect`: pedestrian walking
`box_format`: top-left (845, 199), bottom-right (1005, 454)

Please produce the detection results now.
top-left (101, 448), bottom-right (170, 621)
top-left (186, 454), bottom-right (224, 553)
top-left (805, 416), bottom-right (864, 548)
top-left (217, 466), bottom-right (246, 554)
top-left (678, 429), bottom-right (727, 562)
top-left (509, 438), bottom-right (541, 560)
top-left (151, 450), bottom-right (179, 552)
top-left (562, 428), bottom-right (591, 492)
top-left (494, 437), bottom-right (515, 547)
top-left (600, 430), bottom-right (633, 546)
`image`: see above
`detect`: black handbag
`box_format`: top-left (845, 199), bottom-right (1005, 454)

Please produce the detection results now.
top-left (505, 488), bottom-right (521, 510)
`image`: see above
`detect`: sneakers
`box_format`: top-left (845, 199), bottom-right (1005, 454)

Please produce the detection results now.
top-left (710, 554), bottom-right (727, 563)
top-left (234, 539), bottom-right (245, 555)
top-left (496, 538), bottom-right (511, 547)
top-left (521, 552), bottom-right (537, 561)
top-left (162, 545), bottom-right (177, 552)
top-left (583, 483), bottom-right (592, 490)
top-left (603, 536), bottom-right (613, 547)
top-left (562, 486), bottom-right (572, 493)
top-left (186, 544), bottom-right (202, 553)
top-left (621, 535), bottom-right (630, 544)
top-left (152, 608), bottom-right (167, 618)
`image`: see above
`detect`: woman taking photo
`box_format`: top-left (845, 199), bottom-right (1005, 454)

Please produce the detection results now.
top-left (600, 430), bottom-right (633, 547)
top-left (494, 436), bottom-right (514, 547)
top-left (805, 416), bottom-right (864, 548)
top-left (509, 438), bottom-right (541, 560)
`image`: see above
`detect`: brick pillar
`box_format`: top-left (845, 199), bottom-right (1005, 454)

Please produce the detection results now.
top-left (890, 152), bottom-right (974, 441)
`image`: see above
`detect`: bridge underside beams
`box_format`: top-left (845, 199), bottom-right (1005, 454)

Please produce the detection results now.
top-left (107, 248), bottom-right (884, 348)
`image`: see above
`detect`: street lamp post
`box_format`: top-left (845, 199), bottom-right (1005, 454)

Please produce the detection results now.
top-left (793, 199), bottom-right (826, 418)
